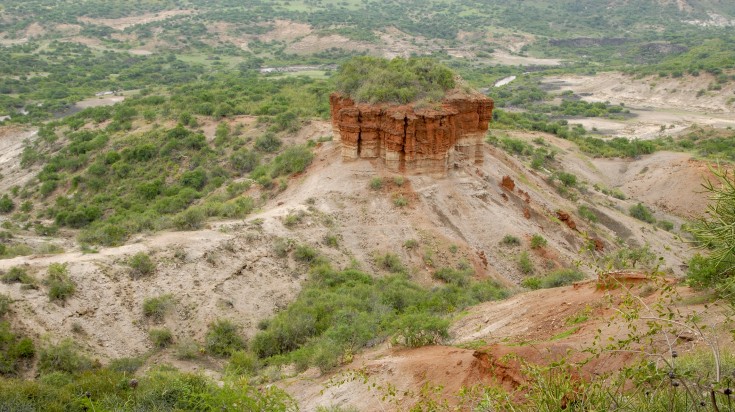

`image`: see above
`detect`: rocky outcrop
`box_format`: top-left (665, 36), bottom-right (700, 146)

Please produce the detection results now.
top-left (330, 92), bottom-right (493, 175)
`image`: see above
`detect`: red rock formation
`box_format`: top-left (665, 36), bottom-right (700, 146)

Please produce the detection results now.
top-left (500, 176), bottom-right (515, 191)
top-left (330, 92), bottom-right (494, 175)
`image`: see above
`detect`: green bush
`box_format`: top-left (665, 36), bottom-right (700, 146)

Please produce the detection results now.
top-left (518, 251), bottom-right (534, 275)
top-left (657, 220), bottom-right (675, 231)
top-left (432, 267), bottom-right (471, 286)
top-left (270, 145), bottom-right (314, 177)
top-left (629, 203), bottom-right (656, 224)
top-left (530, 234), bottom-right (547, 249)
top-left (392, 313), bottom-right (450, 347)
top-left (226, 350), bottom-right (261, 376)
top-left (254, 133), bottom-right (282, 153)
top-left (335, 56), bottom-right (455, 104)
top-left (578, 205), bottom-right (599, 223)
top-left (522, 268), bottom-right (585, 290)
top-left (173, 207), bottom-right (206, 230)
top-left (45, 263), bottom-right (76, 302)
top-left (0, 294), bottom-right (10, 317)
top-left (555, 171), bottom-right (578, 187)
top-left (149, 328), bottom-right (173, 348)
top-left (0, 321), bottom-right (35, 375)
top-left (205, 319), bottom-right (246, 357)
top-left (369, 177), bottom-right (383, 190)
top-left (142, 294), bottom-right (174, 321)
top-left (0, 195), bottom-right (14, 214)
top-left (1, 266), bottom-right (34, 285)
top-left (128, 252), bottom-right (155, 278)
top-left (38, 339), bottom-right (93, 375)
top-left (294, 244), bottom-right (319, 264)
top-left (377, 253), bottom-right (405, 274)
top-left (403, 239), bottom-right (419, 249)
top-left (175, 339), bottom-right (201, 360)
top-left (501, 235), bottom-right (521, 246)
top-left (393, 195), bottom-right (408, 207)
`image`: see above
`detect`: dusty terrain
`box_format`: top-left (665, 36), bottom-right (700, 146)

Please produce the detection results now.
top-left (543, 72), bottom-right (735, 139)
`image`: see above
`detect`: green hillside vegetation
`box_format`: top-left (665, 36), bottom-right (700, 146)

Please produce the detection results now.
top-left (8, 71), bottom-right (327, 245)
top-left (334, 56), bottom-right (456, 104)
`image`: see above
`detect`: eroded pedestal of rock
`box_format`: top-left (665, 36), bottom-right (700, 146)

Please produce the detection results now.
top-left (330, 92), bottom-right (494, 175)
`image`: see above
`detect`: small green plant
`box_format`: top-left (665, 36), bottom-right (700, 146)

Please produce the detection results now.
top-left (294, 244), bottom-right (319, 264)
top-left (0, 294), bottom-right (10, 317)
top-left (393, 176), bottom-right (405, 186)
top-left (369, 177), bottom-right (383, 190)
top-left (206, 319), bottom-right (246, 357)
top-left (657, 220), bottom-right (674, 231)
top-left (226, 350), bottom-right (261, 376)
top-left (403, 239), bottom-right (419, 249)
top-left (323, 234), bottom-right (339, 248)
top-left (578, 205), bottom-right (599, 223)
top-left (393, 195), bottom-right (408, 207)
top-left (501, 235), bottom-right (521, 246)
top-left (175, 339), bottom-right (201, 360)
top-left (530, 234), bottom-right (547, 249)
top-left (518, 251), bottom-right (534, 275)
top-left (142, 294), bottom-right (175, 321)
top-left (149, 328), bottom-right (174, 348)
top-left (629, 202), bottom-right (656, 224)
top-left (38, 339), bottom-right (93, 375)
top-left (377, 253), bottom-right (405, 274)
top-left (45, 263), bottom-right (75, 302)
top-left (555, 171), bottom-right (578, 187)
top-left (0, 195), bottom-right (14, 214)
top-left (128, 252), bottom-right (155, 279)
top-left (283, 211), bottom-right (305, 228)
top-left (449, 244), bottom-right (458, 254)
top-left (432, 267), bottom-right (471, 286)
top-left (1, 266), bottom-right (34, 285)
top-left (521, 268), bottom-right (585, 290)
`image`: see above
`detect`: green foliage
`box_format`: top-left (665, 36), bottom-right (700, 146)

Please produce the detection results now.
top-left (630, 202), bottom-right (656, 224)
top-left (206, 319), bottom-right (246, 357)
top-left (38, 339), bottom-right (93, 375)
top-left (369, 177), bottom-right (383, 190)
top-left (555, 171), bottom-right (578, 187)
top-left (500, 234), bottom-right (521, 246)
top-left (149, 328), bottom-right (173, 348)
top-left (604, 244), bottom-right (657, 270)
top-left (226, 350), bottom-right (261, 376)
top-left (1, 266), bottom-right (34, 285)
top-left (432, 266), bottom-right (472, 286)
top-left (0, 195), bottom-right (14, 214)
top-left (294, 244), bottom-right (319, 264)
top-left (335, 56), bottom-right (455, 104)
top-left (142, 294), bottom-right (174, 321)
top-left (0, 294), bottom-right (10, 317)
top-left (0, 321), bottom-right (35, 375)
top-left (376, 253), bottom-right (406, 274)
top-left (45, 263), bottom-right (76, 302)
top-left (518, 251), bottom-right (534, 275)
top-left (403, 239), bottom-right (419, 249)
top-left (251, 264), bottom-right (507, 372)
top-left (521, 268), bottom-right (585, 290)
top-left (128, 252), bottom-right (155, 279)
top-left (657, 220), bottom-right (675, 231)
top-left (530, 234), bottom-right (547, 249)
top-left (578, 205), bottom-right (599, 223)
top-left (393, 195), bottom-right (408, 207)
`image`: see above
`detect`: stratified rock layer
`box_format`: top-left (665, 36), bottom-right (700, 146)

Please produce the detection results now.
top-left (330, 92), bottom-right (494, 175)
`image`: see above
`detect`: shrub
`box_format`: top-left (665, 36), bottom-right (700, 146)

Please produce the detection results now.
top-left (270, 146), bottom-right (314, 177)
top-left (578, 205), bottom-right (599, 223)
top-left (392, 313), bottom-right (450, 347)
top-left (323, 234), bottom-right (339, 248)
top-left (175, 339), bottom-right (201, 360)
top-left (149, 328), bottom-right (174, 348)
top-left (657, 220), bottom-right (675, 231)
top-left (0, 294), bottom-right (10, 317)
top-left (0, 321), bottom-right (35, 375)
top-left (432, 267), bottom-right (471, 286)
top-left (403, 239), bottom-right (419, 249)
top-left (173, 207), bottom-right (206, 230)
top-left (254, 133), bottom-right (282, 152)
top-left (230, 149), bottom-right (259, 173)
top-left (393, 176), bottom-right (405, 186)
top-left (1, 266), bottom-right (34, 285)
top-left (501, 235), bottom-right (521, 246)
top-left (142, 294), bottom-right (174, 321)
top-left (521, 268), bottom-right (585, 290)
top-left (555, 172), bottom-right (578, 187)
top-left (629, 202), bottom-right (656, 224)
top-left (393, 195), bottom-right (408, 207)
top-left (294, 244), bottom-right (319, 264)
top-left (530, 234), bottom-right (547, 249)
top-left (38, 339), bottom-right (93, 374)
top-left (226, 350), bottom-right (261, 376)
top-left (0, 195), bottom-right (14, 214)
top-left (108, 357), bottom-right (144, 374)
top-left (45, 263), bottom-right (76, 302)
top-left (283, 211), bottom-right (305, 228)
top-left (377, 253), bottom-right (405, 273)
top-left (518, 251), bottom-right (534, 275)
top-left (205, 319), bottom-right (246, 357)
top-left (369, 177), bottom-right (383, 190)
top-left (128, 252), bottom-right (155, 278)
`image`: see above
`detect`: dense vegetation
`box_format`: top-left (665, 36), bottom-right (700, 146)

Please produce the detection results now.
top-left (334, 56), bottom-right (456, 103)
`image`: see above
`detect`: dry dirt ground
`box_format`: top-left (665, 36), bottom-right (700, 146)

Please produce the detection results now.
top-left (543, 72), bottom-right (735, 139)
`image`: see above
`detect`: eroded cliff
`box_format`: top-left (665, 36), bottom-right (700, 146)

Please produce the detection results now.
top-left (330, 92), bottom-right (494, 175)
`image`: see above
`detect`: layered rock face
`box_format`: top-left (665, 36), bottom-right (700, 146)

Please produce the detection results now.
top-left (330, 92), bottom-right (494, 175)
